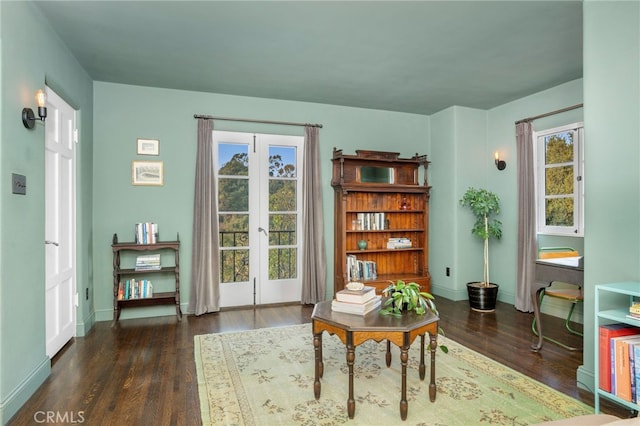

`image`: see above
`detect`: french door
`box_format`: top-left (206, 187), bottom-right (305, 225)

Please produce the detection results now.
top-left (214, 131), bottom-right (303, 307)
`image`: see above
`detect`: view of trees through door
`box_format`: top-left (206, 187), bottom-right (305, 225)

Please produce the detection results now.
top-left (214, 131), bottom-right (303, 307)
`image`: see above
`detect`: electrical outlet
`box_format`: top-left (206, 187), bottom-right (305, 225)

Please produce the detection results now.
top-left (12, 173), bottom-right (26, 195)
top-left (446, 267), bottom-right (450, 277)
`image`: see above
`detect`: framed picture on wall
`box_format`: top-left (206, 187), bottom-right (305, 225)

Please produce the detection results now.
top-left (137, 138), bottom-right (159, 156)
top-left (132, 161), bottom-right (164, 186)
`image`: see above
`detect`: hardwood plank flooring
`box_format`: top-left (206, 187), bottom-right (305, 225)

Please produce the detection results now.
top-left (7, 298), bottom-right (634, 425)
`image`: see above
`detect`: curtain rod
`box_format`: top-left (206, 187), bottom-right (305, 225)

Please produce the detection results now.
top-left (193, 114), bottom-right (323, 128)
top-left (515, 103), bottom-right (583, 124)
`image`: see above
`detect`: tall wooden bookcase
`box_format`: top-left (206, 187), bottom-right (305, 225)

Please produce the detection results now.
top-left (331, 149), bottom-right (431, 294)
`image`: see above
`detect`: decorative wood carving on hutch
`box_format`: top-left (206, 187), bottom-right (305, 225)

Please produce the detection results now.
top-left (331, 149), bottom-right (431, 294)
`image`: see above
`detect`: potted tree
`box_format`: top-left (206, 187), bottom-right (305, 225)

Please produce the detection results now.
top-left (459, 187), bottom-right (503, 312)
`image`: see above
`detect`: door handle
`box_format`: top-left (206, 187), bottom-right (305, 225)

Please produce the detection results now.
top-left (45, 240), bottom-right (59, 246)
top-left (258, 227), bottom-right (268, 236)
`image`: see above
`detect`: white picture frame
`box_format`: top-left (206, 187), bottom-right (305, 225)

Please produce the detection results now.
top-left (137, 138), bottom-right (159, 156)
top-left (132, 161), bottom-right (164, 186)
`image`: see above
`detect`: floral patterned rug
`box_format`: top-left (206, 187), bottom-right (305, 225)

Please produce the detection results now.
top-left (194, 323), bottom-right (591, 425)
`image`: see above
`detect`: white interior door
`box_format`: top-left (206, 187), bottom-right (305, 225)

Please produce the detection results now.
top-left (45, 87), bottom-right (77, 358)
top-left (214, 131), bottom-right (303, 307)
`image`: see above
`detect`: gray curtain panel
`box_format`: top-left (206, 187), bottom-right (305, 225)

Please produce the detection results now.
top-left (515, 121), bottom-right (537, 312)
top-left (301, 126), bottom-right (327, 304)
top-left (189, 118), bottom-right (220, 315)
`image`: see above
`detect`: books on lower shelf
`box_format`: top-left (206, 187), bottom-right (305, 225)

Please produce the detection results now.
top-left (598, 323), bottom-right (640, 403)
top-left (331, 295), bottom-right (382, 315)
top-left (346, 255), bottom-right (377, 281)
top-left (135, 222), bottom-right (158, 244)
top-left (135, 254), bottom-right (161, 271)
top-left (118, 279), bottom-right (154, 300)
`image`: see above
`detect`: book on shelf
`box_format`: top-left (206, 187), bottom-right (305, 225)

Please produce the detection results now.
top-left (346, 255), bottom-right (377, 281)
top-left (631, 340), bottom-right (640, 403)
top-left (118, 279), bottom-right (154, 300)
top-left (356, 212), bottom-right (387, 231)
top-left (613, 335), bottom-right (640, 401)
top-left (135, 253), bottom-right (161, 271)
top-left (386, 237), bottom-right (412, 249)
top-left (135, 222), bottom-right (158, 244)
top-left (331, 295), bottom-right (382, 315)
top-left (634, 343), bottom-right (640, 403)
top-left (598, 323), bottom-right (640, 392)
top-left (336, 285), bottom-right (376, 303)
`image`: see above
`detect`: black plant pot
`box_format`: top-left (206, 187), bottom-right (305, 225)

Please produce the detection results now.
top-left (467, 282), bottom-right (499, 312)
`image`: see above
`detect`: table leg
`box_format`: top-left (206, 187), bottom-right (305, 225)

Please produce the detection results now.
top-left (419, 334), bottom-right (426, 380)
top-left (530, 287), bottom-right (546, 352)
top-left (313, 332), bottom-right (322, 399)
top-left (347, 344), bottom-right (356, 419)
top-left (386, 340), bottom-right (392, 367)
top-left (429, 333), bottom-right (437, 402)
top-left (400, 346), bottom-right (409, 420)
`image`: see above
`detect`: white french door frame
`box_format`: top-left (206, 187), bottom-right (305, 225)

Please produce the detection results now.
top-left (214, 131), bottom-right (303, 307)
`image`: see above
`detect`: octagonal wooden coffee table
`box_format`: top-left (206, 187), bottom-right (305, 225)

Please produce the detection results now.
top-left (312, 300), bottom-right (439, 420)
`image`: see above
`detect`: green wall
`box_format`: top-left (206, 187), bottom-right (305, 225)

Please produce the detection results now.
top-left (428, 80), bottom-right (584, 307)
top-left (0, 2), bottom-right (94, 422)
top-left (92, 82), bottom-right (430, 321)
top-left (577, 0), bottom-right (640, 393)
top-left (1, 1), bottom-right (638, 422)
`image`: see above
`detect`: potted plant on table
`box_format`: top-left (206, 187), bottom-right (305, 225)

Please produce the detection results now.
top-left (380, 280), bottom-right (447, 352)
top-left (459, 187), bottom-right (503, 312)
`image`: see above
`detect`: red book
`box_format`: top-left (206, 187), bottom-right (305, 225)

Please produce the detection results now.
top-left (599, 324), bottom-right (640, 392)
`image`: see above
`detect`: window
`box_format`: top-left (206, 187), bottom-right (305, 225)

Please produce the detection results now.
top-left (535, 123), bottom-right (584, 236)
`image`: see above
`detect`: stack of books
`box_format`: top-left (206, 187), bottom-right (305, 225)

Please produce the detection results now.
top-left (135, 254), bottom-right (161, 271)
top-left (331, 285), bottom-right (381, 315)
top-left (628, 303), bottom-right (640, 320)
top-left (386, 237), bottom-right (412, 249)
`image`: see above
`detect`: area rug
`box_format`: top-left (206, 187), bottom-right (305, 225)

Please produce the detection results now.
top-left (194, 323), bottom-right (592, 425)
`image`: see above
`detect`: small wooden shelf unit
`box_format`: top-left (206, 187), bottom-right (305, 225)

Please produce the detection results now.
top-left (111, 233), bottom-right (182, 321)
top-left (331, 148), bottom-right (431, 295)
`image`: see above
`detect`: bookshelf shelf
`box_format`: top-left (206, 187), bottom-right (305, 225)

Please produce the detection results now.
top-left (594, 281), bottom-right (640, 413)
top-left (111, 233), bottom-right (182, 321)
top-left (332, 149), bottom-right (431, 294)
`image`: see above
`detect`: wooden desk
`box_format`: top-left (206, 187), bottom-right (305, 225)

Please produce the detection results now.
top-left (530, 257), bottom-right (583, 352)
top-left (311, 300), bottom-right (439, 420)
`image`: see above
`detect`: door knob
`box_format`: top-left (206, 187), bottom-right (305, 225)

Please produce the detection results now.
top-left (45, 240), bottom-right (59, 246)
top-left (258, 227), bottom-right (268, 236)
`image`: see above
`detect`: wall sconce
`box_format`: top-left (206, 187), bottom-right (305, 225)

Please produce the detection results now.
top-left (494, 151), bottom-right (506, 170)
top-left (22, 89), bottom-right (47, 129)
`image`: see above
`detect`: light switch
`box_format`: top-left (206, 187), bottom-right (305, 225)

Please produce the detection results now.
top-left (12, 173), bottom-right (26, 195)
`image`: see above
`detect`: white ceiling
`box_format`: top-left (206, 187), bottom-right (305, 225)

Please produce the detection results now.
top-left (33, 1), bottom-right (583, 115)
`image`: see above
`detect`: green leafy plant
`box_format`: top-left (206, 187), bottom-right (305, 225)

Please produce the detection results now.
top-left (379, 280), bottom-right (447, 353)
top-left (459, 187), bottom-right (502, 288)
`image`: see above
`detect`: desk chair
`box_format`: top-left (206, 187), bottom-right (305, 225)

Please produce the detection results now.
top-left (532, 247), bottom-right (583, 351)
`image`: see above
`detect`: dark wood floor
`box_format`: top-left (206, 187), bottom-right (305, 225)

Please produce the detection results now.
top-left (7, 298), bottom-right (633, 425)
